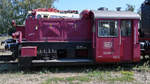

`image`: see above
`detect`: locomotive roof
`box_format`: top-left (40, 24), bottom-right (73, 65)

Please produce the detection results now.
top-left (91, 10), bottom-right (140, 19)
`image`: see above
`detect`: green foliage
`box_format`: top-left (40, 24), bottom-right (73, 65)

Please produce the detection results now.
top-left (126, 4), bottom-right (135, 12)
top-left (0, 0), bottom-right (56, 34)
top-left (133, 61), bottom-right (150, 72)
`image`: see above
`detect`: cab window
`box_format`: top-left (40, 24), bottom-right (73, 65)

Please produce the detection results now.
top-left (98, 20), bottom-right (118, 37)
top-left (121, 20), bottom-right (132, 36)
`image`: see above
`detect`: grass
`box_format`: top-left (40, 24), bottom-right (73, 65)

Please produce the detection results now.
top-left (42, 76), bottom-right (90, 84)
top-left (1, 61), bottom-right (150, 84)
top-left (1, 62), bottom-right (148, 84)
top-left (1, 60), bottom-right (146, 84)
top-left (109, 71), bottom-right (134, 82)
top-left (133, 61), bottom-right (150, 72)
top-left (42, 70), bottom-right (135, 84)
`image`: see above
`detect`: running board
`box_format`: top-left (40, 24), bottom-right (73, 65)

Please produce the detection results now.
top-left (32, 59), bottom-right (94, 66)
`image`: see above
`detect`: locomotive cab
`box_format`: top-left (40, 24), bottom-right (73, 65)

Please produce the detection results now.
top-left (91, 10), bottom-right (140, 63)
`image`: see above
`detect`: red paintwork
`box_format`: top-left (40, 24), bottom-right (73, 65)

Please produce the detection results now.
top-left (21, 46), bottom-right (37, 57)
top-left (25, 17), bottom-right (92, 42)
top-left (95, 19), bottom-right (120, 63)
top-left (12, 31), bottom-right (22, 43)
top-left (133, 20), bottom-right (140, 62)
top-left (120, 20), bottom-right (133, 62)
top-left (13, 9), bottom-right (140, 63)
top-left (121, 37), bottom-right (132, 61)
top-left (139, 38), bottom-right (150, 41)
top-left (15, 26), bottom-right (25, 39)
top-left (80, 10), bottom-right (90, 19)
top-left (94, 19), bottom-right (140, 63)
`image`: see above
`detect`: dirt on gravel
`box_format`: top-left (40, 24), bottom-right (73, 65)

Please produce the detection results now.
top-left (0, 69), bottom-right (149, 84)
top-left (0, 72), bottom-right (85, 84)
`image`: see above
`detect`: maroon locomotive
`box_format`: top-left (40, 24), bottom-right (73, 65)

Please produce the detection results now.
top-left (2, 8), bottom-right (140, 67)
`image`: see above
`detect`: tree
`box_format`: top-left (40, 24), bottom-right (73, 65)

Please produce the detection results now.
top-left (126, 4), bottom-right (135, 12)
top-left (137, 8), bottom-right (141, 15)
top-left (0, 0), bottom-right (56, 34)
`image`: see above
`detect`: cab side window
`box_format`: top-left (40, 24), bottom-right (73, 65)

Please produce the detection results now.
top-left (98, 20), bottom-right (118, 37)
top-left (121, 20), bottom-right (132, 36)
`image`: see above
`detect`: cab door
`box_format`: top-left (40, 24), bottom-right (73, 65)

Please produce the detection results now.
top-left (120, 20), bottom-right (133, 61)
top-left (95, 20), bottom-right (120, 63)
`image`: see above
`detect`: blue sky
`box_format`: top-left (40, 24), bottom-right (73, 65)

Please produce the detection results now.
top-left (54, 0), bottom-right (145, 12)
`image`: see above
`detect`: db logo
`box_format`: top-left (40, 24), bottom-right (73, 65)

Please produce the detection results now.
top-left (104, 42), bottom-right (112, 49)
